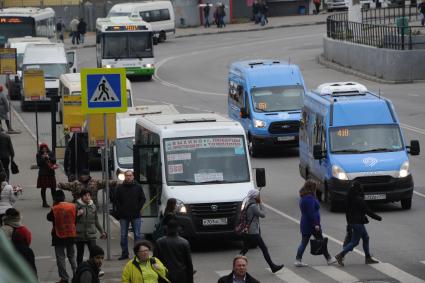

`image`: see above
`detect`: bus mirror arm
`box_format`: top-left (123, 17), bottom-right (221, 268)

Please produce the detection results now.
top-left (407, 140), bottom-right (420, 156)
top-left (313, 144), bottom-right (325, 160)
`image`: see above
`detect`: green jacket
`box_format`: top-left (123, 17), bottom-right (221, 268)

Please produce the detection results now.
top-left (75, 199), bottom-right (104, 241)
top-left (122, 256), bottom-right (170, 283)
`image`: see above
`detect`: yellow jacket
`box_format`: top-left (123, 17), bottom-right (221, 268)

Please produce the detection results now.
top-left (121, 256), bottom-right (170, 283)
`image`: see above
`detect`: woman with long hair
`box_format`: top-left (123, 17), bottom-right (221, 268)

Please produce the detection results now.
top-left (36, 144), bottom-right (57, 207)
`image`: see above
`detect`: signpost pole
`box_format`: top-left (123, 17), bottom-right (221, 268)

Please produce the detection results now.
top-left (104, 113), bottom-right (111, 260)
top-left (35, 101), bottom-right (39, 148)
top-left (74, 133), bottom-right (78, 178)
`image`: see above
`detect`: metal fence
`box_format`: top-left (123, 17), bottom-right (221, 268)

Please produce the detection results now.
top-left (327, 12), bottom-right (425, 50)
top-left (361, 5), bottom-right (420, 24)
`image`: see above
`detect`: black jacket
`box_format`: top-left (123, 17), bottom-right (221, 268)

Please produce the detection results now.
top-left (155, 235), bottom-right (193, 283)
top-left (74, 260), bottom-right (100, 283)
top-left (77, 21), bottom-right (87, 34)
top-left (217, 271), bottom-right (260, 283)
top-left (345, 191), bottom-right (381, 224)
top-left (0, 132), bottom-right (14, 159)
top-left (14, 243), bottom-right (37, 278)
top-left (115, 182), bottom-right (146, 219)
top-left (37, 152), bottom-right (56, 176)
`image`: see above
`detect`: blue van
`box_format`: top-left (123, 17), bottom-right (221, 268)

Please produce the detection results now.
top-left (227, 60), bottom-right (306, 157)
top-left (299, 82), bottom-right (420, 211)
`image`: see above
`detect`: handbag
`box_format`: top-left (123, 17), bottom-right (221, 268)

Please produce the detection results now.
top-left (11, 160), bottom-right (19, 174)
top-left (310, 237), bottom-right (328, 256)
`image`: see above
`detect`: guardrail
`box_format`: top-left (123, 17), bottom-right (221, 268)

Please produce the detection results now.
top-left (361, 5), bottom-right (420, 24)
top-left (327, 12), bottom-right (425, 50)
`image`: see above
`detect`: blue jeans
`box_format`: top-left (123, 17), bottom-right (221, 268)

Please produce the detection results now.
top-left (296, 230), bottom-right (330, 260)
top-left (204, 16), bottom-right (210, 27)
top-left (341, 224), bottom-right (370, 257)
top-left (120, 218), bottom-right (142, 257)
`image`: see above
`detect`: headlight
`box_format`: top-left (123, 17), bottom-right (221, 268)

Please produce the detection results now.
top-left (103, 64), bottom-right (112, 68)
top-left (176, 199), bottom-right (187, 214)
top-left (116, 169), bottom-right (125, 181)
top-left (145, 63), bottom-right (153, 68)
top-left (398, 161), bottom-right (410, 178)
top-left (253, 119), bottom-right (266, 128)
top-left (332, 165), bottom-right (348, 180)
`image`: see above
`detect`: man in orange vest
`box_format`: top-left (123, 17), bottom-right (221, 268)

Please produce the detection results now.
top-left (47, 190), bottom-right (79, 283)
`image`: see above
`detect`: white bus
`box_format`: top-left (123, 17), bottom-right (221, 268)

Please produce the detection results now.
top-left (0, 7), bottom-right (55, 45)
top-left (108, 1), bottom-right (175, 43)
top-left (96, 16), bottom-right (155, 80)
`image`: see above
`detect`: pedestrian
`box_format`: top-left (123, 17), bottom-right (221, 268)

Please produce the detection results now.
top-left (77, 18), bottom-right (87, 44)
top-left (121, 240), bottom-right (170, 283)
top-left (2, 208), bottom-right (38, 277)
top-left (334, 181), bottom-right (382, 266)
top-left (313, 0), bottom-right (321, 14)
top-left (73, 245), bottom-right (104, 283)
top-left (155, 220), bottom-right (193, 283)
top-left (0, 84), bottom-right (19, 134)
top-left (294, 180), bottom-right (336, 267)
top-left (0, 180), bottom-right (19, 225)
top-left (47, 190), bottom-right (78, 283)
top-left (115, 170), bottom-right (146, 260)
top-left (70, 17), bottom-right (80, 45)
top-left (0, 130), bottom-right (14, 181)
top-left (217, 255), bottom-right (260, 283)
top-left (204, 3), bottom-right (211, 28)
top-left (56, 18), bottom-right (65, 42)
top-left (218, 3), bottom-right (226, 28)
top-left (252, 0), bottom-right (260, 23)
top-left (258, 1), bottom-right (268, 26)
top-left (239, 189), bottom-right (284, 273)
top-left (58, 169), bottom-right (117, 207)
top-left (63, 132), bottom-right (89, 182)
top-left (75, 189), bottom-right (107, 266)
top-left (37, 143), bottom-right (57, 208)
top-left (418, 0), bottom-right (425, 26)
top-left (152, 198), bottom-right (177, 241)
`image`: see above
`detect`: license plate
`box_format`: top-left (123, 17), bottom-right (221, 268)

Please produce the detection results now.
top-left (277, 136), bottom-right (295, 141)
top-left (202, 218), bottom-right (227, 226)
top-left (364, 194), bottom-right (386, 200)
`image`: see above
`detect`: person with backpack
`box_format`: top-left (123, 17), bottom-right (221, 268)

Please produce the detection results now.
top-left (1, 208), bottom-right (37, 277)
top-left (294, 180), bottom-right (336, 267)
top-left (239, 189), bottom-right (284, 273)
top-left (73, 245), bottom-right (104, 283)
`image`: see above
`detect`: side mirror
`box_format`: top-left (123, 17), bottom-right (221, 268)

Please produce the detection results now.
top-left (408, 140), bottom-right (420, 156)
top-left (313, 144), bottom-right (324, 160)
top-left (240, 107), bottom-right (248, 119)
top-left (72, 68), bottom-right (76, 73)
top-left (255, 168), bottom-right (266, 188)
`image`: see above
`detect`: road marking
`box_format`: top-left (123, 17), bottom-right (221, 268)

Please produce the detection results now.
top-left (312, 266), bottom-right (359, 283)
top-left (215, 270), bottom-right (232, 277)
top-left (421, 261), bottom-right (425, 265)
top-left (35, 256), bottom-right (52, 260)
top-left (414, 191), bottom-right (425, 198)
top-left (400, 123), bottom-right (425, 136)
top-left (266, 267), bottom-right (310, 283)
top-left (371, 262), bottom-right (425, 283)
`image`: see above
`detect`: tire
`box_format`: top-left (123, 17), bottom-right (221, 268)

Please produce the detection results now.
top-left (248, 136), bottom-right (259, 157)
top-left (401, 198), bottom-right (412, 210)
top-left (145, 74), bottom-right (152, 81)
top-left (159, 31), bottom-right (166, 42)
top-left (153, 36), bottom-right (158, 45)
top-left (325, 184), bottom-right (338, 212)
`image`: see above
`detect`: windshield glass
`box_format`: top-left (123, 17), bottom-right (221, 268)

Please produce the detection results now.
top-left (23, 64), bottom-right (67, 78)
top-left (0, 23), bottom-right (34, 40)
top-left (251, 85), bottom-right (304, 112)
top-left (116, 137), bottom-right (134, 169)
top-left (164, 136), bottom-right (250, 185)
top-left (17, 54), bottom-right (24, 70)
top-left (330, 125), bottom-right (404, 153)
top-left (102, 32), bottom-right (153, 59)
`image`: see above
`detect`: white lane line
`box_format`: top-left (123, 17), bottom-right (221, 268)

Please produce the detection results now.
top-left (215, 270), bottom-right (232, 277)
top-left (266, 267), bottom-right (311, 283)
top-left (421, 261), bottom-right (425, 265)
top-left (35, 256), bottom-right (53, 260)
top-left (371, 262), bottom-right (425, 283)
top-left (12, 107), bottom-right (37, 142)
top-left (400, 123), bottom-right (425, 135)
top-left (414, 191), bottom-right (425, 198)
top-left (312, 266), bottom-right (359, 283)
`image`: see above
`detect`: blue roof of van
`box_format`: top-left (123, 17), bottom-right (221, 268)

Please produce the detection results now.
top-left (323, 93), bottom-right (396, 126)
top-left (229, 60), bottom-right (304, 88)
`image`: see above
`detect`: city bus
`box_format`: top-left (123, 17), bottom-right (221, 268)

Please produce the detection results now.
top-left (0, 7), bottom-right (55, 45)
top-left (96, 16), bottom-right (155, 80)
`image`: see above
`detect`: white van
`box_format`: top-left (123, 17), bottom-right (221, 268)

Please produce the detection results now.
top-left (133, 113), bottom-right (266, 239)
top-left (113, 105), bottom-right (179, 181)
top-left (108, 1), bottom-right (175, 43)
top-left (21, 43), bottom-right (76, 110)
top-left (5, 36), bottom-right (51, 100)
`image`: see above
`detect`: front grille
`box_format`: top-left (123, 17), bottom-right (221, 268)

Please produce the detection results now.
top-left (46, 88), bottom-right (59, 98)
top-left (355, 176), bottom-right (394, 193)
top-left (355, 176), bottom-right (392, 184)
top-left (189, 202), bottom-right (239, 232)
top-left (268, 121), bottom-right (300, 134)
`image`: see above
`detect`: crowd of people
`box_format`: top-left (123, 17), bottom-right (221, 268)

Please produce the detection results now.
top-left (55, 17), bottom-right (87, 45)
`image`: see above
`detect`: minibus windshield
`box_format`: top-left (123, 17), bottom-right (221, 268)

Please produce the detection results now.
top-left (330, 124), bottom-right (404, 154)
top-left (251, 85), bottom-right (304, 112)
top-left (116, 137), bottom-right (134, 169)
top-left (164, 136), bottom-right (250, 185)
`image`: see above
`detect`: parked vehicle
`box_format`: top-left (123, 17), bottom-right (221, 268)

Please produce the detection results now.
top-left (299, 82), bottom-right (420, 211)
top-left (228, 60), bottom-right (306, 157)
top-left (325, 0), bottom-right (349, 11)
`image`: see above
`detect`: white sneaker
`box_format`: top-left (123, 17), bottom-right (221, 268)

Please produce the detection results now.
top-left (294, 260), bottom-right (308, 267)
top-left (327, 257), bottom-right (337, 265)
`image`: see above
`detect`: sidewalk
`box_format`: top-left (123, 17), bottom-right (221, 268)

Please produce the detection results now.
top-left (64, 13), bottom-right (329, 49)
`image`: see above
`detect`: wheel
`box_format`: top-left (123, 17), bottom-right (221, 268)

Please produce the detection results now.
top-left (159, 31), bottom-right (166, 42)
top-left (316, 190), bottom-right (323, 202)
top-left (153, 36), bottom-right (158, 45)
top-left (401, 198), bottom-right (412, 210)
top-left (248, 136), bottom-right (259, 157)
top-left (324, 185), bottom-right (338, 212)
top-left (144, 75), bottom-right (152, 81)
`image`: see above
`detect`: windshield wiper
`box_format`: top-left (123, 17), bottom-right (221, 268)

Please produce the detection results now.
top-left (360, 148), bottom-right (395, 153)
top-left (332, 149), bottom-right (363, 153)
top-left (196, 180), bottom-right (225, 184)
top-left (169, 180), bottom-right (197, 185)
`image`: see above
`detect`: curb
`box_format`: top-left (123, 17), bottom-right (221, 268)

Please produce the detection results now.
top-left (66, 20), bottom-right (326, 50)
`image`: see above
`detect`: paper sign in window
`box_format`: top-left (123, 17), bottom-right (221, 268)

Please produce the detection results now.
top-left (194, 172), bottom-right (224, 183)
top-left (168, 164), bottom-right (183, 174)
top-left (167, 153), bottom-right (192, 161)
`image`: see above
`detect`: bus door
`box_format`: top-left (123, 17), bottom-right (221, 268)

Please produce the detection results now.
top-left (133, 144), bottom-right (162, 235)
top-left (66, 50), bottom-right (77, 73)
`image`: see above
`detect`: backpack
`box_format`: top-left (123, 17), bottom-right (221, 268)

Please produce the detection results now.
top-left (234, 202), bottom-right (255, 235)
top-left (72, 261), bottom-right (99, 283)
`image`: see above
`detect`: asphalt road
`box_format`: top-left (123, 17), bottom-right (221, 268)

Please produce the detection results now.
top-left (12, 24), bottom-right (425, 283)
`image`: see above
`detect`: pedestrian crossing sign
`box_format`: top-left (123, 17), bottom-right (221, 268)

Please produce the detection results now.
top-left (81, 68), bottom-right (127, 114)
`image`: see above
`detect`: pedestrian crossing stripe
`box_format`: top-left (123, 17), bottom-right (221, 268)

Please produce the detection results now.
top-left (371, 263), bottom-right (425, 283)
top-left (312, 266), bottom-right (359, 283)
top-left (266, 267), bottom-right (310, 283)
top-left (89, 76), bottom-right (120, 103)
